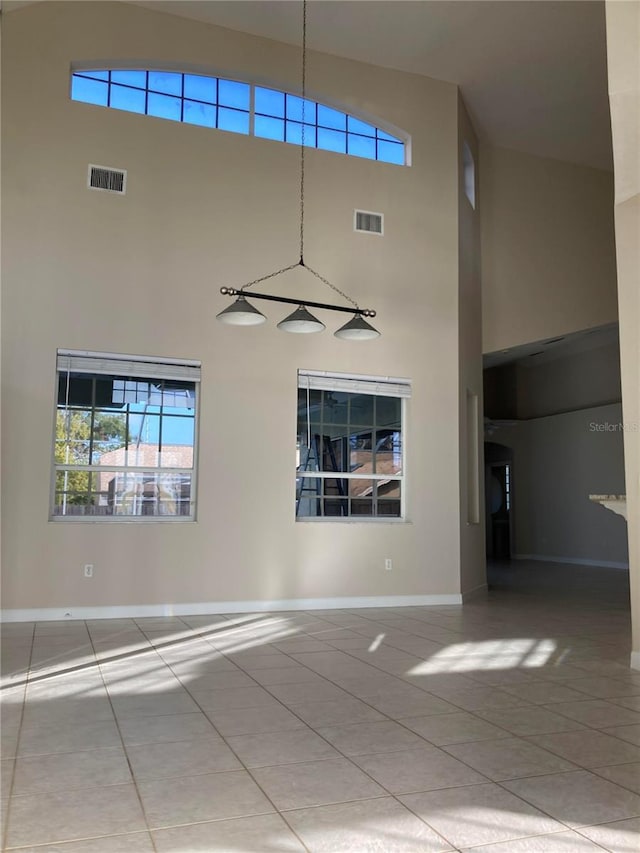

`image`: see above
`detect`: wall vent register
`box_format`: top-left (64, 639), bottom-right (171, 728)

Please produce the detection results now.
top-left (354, 210), bottom-right (384, 234)
top-left (88, 165), bottom-right (127, 194)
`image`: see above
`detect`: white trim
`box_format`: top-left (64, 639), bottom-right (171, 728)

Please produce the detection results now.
top-left (0, 594), bottom-right (463, 623)
top-left (513, 553), bottom-right (629, 570)
top-left (631, 651), bottom-right (640, 672)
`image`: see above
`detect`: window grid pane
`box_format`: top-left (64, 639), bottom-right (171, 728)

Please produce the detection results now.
top-left (71, 70), bottom-right (406, 164)
top-left (297, 386), bottom-right (403, 519)
top-left (53, 369), bottom-right (198, 521)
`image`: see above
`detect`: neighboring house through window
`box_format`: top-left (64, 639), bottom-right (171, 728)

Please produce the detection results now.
top-left (297, 370), bottom-right (410, 519)
top-left (53, 350), bottom-right (200, 520)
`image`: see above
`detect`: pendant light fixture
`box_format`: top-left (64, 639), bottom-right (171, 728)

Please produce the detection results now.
top-left (216, 0), bottom-right (380, 340)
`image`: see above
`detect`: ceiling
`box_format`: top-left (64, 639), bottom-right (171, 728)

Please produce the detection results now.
top-left (125, 0), bottom-right (613, 171)
top-left (483, 323), bottom-right (620, 369)
top-left (4, 0), bottom-right (613, 169)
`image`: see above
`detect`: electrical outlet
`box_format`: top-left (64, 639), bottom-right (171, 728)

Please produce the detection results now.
top-left (385, 558), bottom-right (393, 571)
top-left (83, 564), bottom-right (94, 578)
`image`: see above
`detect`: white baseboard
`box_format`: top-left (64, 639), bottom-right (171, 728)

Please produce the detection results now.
top-left (631, 651), bottom-right (640, 672)
top-left (513, 554), bottom-right (629, 570)
top-left (462, 583), bottom-right (488, 602)
top-left (0, 593), bottom-right (463, 623)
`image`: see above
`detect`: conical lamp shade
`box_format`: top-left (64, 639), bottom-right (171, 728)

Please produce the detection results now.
top-left (216, 295), bottom-right (266, 326)
top-left (334, 315), bottom-right (381, 340)
top-left (277, 305), bottom-right (325, 334)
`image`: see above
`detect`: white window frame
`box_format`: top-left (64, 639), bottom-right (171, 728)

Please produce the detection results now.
top-left (296, 369), bottom-right (410, 522)
top-left (51, 349), bottom-right (201, 522)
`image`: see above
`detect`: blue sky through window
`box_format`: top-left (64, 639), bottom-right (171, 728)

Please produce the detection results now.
top-left (71, 69), bottom-right (406, 165)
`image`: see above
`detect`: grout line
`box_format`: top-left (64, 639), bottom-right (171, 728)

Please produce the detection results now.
top-left (1, 621), bottom-right (36, 852)
top-left (85, 621), bottom-right (159, 853)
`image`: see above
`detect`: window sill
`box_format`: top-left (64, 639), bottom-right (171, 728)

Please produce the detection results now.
top-left (49, 516), bottom-right (196, 523)
top-left (296, 517), bottom-right (410, 524)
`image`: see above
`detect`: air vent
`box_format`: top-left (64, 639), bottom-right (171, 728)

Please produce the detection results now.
top-left (88, 165), bottom-right (127, 194)
top-left (354, 210), bottom-right (383, 235)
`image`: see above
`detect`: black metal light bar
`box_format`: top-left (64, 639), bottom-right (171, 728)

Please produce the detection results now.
top-left (220, 287), bottom-right (377, 318)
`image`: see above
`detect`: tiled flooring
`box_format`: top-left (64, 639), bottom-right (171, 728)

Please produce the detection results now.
top-left (1, 560), bottom-right (639, 851)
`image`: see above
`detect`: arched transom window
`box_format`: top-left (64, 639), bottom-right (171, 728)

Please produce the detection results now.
top-left (71, 69), bottom-right (407, 166)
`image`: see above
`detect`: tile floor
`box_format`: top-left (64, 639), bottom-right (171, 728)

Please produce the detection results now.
top-left (1, 560), bottom-right (639, 852)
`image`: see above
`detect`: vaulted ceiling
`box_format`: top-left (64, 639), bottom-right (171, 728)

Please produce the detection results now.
top-left (3, 0), bottom-right (613, 170)
top-left (131, 0), bottom-right (613, 171)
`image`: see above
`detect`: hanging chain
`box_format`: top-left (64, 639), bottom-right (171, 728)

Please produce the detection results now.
top-left (305, 264), bottom-right (359, 309)
top-left (237, 0), bottom-right (362, 312)
top-left (240, 260), bottom-right (302, 291)
top-left (299, 0), bottom-right (307, 263)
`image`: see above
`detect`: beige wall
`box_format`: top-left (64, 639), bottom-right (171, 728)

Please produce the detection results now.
top-left (605, 0), bottom-right (640, 667)
top-left (481, 145), bottom-right (618, 354)
top-left (491, 403), bottom-right (628, 567)
top-left (1, 1), bottom-right (477, 612)
top-left (457, 95), bottom-right (486, 597)
top-left (516, 341), bottom-right (622, 420)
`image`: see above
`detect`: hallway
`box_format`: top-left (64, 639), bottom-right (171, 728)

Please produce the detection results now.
top-left (2, 562), bottom-right (639, 852)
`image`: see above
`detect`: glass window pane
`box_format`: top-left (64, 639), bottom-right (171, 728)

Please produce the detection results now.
top-left (54, 472), bottom-right (100, 516)
top-left (110, 84), bottom-right (146, 114)
top-left (255, 87), bottom-right (285, 118)
top-left (110, 70), bottom-right (147, 89)
top-left (322, 391), bottom-right (349, 425)
top-left (148, 71), bottom-right (182, 96)
top-left (378, 140), bottom-right (405, 165)
top-left (113, 379), bottom-right (151, 406)
top-left (91, 412), bottom-right (129, 464)
top-left (218, 107), bottom-right (250, 135)
top-left (317, 128), bottom-right (346, 154)
top-left (255, 115), bottom-right (285, 141)
top-left (377, 129), bottom-right (402, 143)
top-left (350, 431), bottom-right (373, 474)
top-left (147, 92), bottom-right (182, 122)
top-left (350, 394), bottom-right (375, 425)
top-left (348, 116), bottom-right (376, 137)
top-left (160, 414), bottom-right (194, 452)
top-left (218, 79), bottom-right (250, 110)
top-left (76, 70), bottom-right (110, 82)
top-left (160, 382), bottom-right (197, 410)
top-left (296, 491), bottom-right (322, 518)
top-left (286, 94), bottom-right (316, 123)
top-left (320, 437), bottom-right (349, 473)
top-left (375, 430), bottom-right (402, 476)
top-left (159, 443), bottom-right (193, 469)
top-left (184, 100), bottom-right (216, 128)
top-left (127, 414), bottom-right (160, 463)
top-left (317, 105), bottom-right (346, 131)
top-left (378, 478), bottom-right (402, 509)
top-left (347, 134), bottom-right (376, 159)
top-left (285, 121), bottom-right (316, 147)
top-left (71, 76), bottom-right (108, 106)
top-left (55, 411), bottom-right (91, 465)
top-left (58, 374), bottom-right (93, 408)
top-left (376, 395), bottom-right (401, 427)
top-left (184, 74), bottom-right (217, 104)
top-left (104, 471), bottom-right (193, 517)
top-left (349, 478), bottom-right (374, 499)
